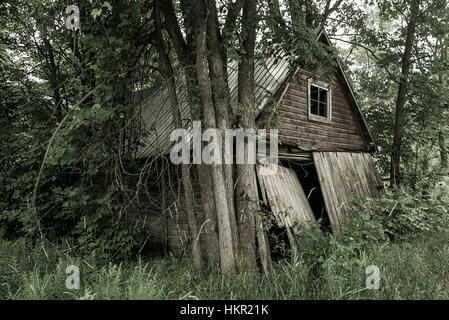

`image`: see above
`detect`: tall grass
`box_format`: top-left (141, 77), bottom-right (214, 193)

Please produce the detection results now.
top-left (1, 228), bottom-right (449, 300)
top-left (2, 188), bottom-right (448, 299)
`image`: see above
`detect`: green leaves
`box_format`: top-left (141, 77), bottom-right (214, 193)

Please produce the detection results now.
top-left (91, 104), bottom-right (113, 122)
top-left (103, 2), bottom-right (112, 11)
top-left (91, 2), bottom-right (113, 20)
top-left (91, 8), bottom-right (102, 20)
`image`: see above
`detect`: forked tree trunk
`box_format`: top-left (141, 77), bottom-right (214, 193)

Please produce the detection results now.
top-left (160, 0), bottom-right (267, 277)
top-left (159, 0), bottom-right (222, 268)
top-left (192, 0), bottom-right (236, 277)
top-left (153, 2), bottom-right (203, 270)
top-left (206, 0), bottom-right (240, 258)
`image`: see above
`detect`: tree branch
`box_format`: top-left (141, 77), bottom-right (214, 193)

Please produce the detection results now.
top-left (223, 0), bottom-right (246, 39)
top-left (329, 36), bottom-right (400, 84)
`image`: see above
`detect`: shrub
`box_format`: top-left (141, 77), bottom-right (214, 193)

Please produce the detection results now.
top-left (341, 187), bottom-right (449, 243)
top-left (341, 196), bottom-right (389, 248)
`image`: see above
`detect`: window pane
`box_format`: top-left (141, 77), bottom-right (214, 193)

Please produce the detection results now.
top-left (319, 102), bottom-right (327, 117)
top-left (311, 100), bottom-right (318, 115)
top-left (319, 89), bottom-right (327, 104)
top-left (311, 85), bottom-right (318, 101)
top-left (310, 83), bottom-right (330, 119)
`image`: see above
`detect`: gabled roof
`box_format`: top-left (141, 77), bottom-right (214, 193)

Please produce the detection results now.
top-left (135, 28), bottom-right (375, 158)
top-left (315, 28), bottom-right (375, 151)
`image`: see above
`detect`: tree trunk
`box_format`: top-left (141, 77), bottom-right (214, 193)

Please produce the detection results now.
top-left (153, 1), bottom-right (203, 270)
top-left (41, 34), bottom-right (64, 120)
top-left (197, 165), bottom-right (220, 265)
top-left (437, 47), bottom-right (448, 170)
top-left (159, 0), bottom-right (223, 268)
top-left (390, 1), bottom-right (419, 188)
top-left (206, 0), bottom-right (240, 259)
top-left (439, 131), bottom-right (448, 169)
top-left (235, 0), bottom-right (260, 273)
top-left (160, 0), bottom-right (270, 277)
top-left (192, 0), bottom-right (235, 277)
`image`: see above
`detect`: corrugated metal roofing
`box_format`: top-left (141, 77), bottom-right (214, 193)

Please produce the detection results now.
top-left (135, 28), bottom-right (376, 158)
top-left (136, 55), bottom-right (292, 158)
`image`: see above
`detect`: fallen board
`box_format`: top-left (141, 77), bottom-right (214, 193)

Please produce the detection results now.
top-left (256, 164), bottom-right (316, 233)
top-left (313, 152), bottom-right (385, 233)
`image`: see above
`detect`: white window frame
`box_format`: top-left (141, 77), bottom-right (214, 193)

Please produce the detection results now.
top-left (307, 78), bottom-right (332, 124)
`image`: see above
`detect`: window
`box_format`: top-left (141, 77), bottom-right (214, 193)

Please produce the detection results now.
top-left (308, 78), bottom-right (332, 123)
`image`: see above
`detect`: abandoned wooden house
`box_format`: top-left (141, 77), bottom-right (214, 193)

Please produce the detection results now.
top-left (129, 28), bottom-right (385, 256)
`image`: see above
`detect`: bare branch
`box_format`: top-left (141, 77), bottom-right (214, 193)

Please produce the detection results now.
top-left (329, 36), bottom-right (400, 84)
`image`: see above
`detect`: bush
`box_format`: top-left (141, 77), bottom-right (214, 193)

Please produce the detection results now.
top-left (341, 187), bottom-right (449, 242)
top-left (341, 196), bottom-right (389, 247)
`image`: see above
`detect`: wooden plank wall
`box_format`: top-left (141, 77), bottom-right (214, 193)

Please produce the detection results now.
top-left (256, 164), bottom-right (316, 233)
top-left (126, 180), bottom-right (166, 252)
top-left (278, 68), bottom-right (368, 152)
top-left (313, 152), bottom-right (385, 233)
top-left (127, 162), bottom-right (219, 257)
top-left (127, 163), bottom-right (190, 256)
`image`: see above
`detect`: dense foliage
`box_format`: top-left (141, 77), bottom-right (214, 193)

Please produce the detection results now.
top-left (1, 0), bottom-right (160, 260)
top-left (0, 0), bottom-right (448, 298)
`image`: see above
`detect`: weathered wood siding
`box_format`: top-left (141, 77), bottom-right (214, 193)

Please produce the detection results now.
top-left (313, 152), bottom-right (385, 233)
top-left (127, 163), bottom-right (218, 256)
top-left (278, 68), bottom-right (368, 152)
top-left (256, 164), bottom-right (316, 233)
top-left (127, 164), bottom-right (190, 256)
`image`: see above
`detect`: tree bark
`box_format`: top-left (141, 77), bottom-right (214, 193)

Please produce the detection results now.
top-left (206, 0), bottom-right (240, 258)
top-left (153, 1), bottom-right (203, 269)
top-left (439, 131), bottom-right (448, 169)
top-left (191, 0), bottom-right (236, 277)
top-left (159, 0), bottom-right (223, 267)
top-left (390, 1), bottom-right (419, 188)
top-left (235, 0), bottom-right (260, 273)
top-left (197, 165), bottom-right (220, 265)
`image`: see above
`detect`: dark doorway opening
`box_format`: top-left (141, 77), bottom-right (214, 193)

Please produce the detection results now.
top-left (281, 160), bottom-right (332, 234)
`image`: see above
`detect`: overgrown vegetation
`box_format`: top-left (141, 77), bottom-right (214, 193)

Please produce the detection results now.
top-left (1, 0), bottom-right (448, 299)
top-left (1, 187), bottom-right (448, 300)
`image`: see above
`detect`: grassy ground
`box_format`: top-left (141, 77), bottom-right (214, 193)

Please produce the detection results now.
top-left (1, 227), bottom-right (449, 300)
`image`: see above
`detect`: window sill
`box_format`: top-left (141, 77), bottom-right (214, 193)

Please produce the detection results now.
top-left (308, 114), bottom-right (332, 124)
